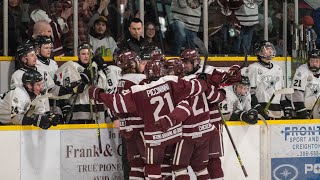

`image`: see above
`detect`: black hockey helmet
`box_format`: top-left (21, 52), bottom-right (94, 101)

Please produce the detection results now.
top-left (22, 69), bottom-right (43, 85)
top-left (34, 35), bottom-right (53, 47)
top-left (254, 40), bottom-right (276, 60)
top-left (234, 76), bottom-right (250, 97)
top-left (16, 40), bottom-right (35, 60)
top-left (238, 76), bottom-right (250, 86)
top-left (78, 42), bottom-right (93, 54)
top-left (144, 59), bottom-right (166, 81)
top-left (308, 49), bottom-right (320, 72)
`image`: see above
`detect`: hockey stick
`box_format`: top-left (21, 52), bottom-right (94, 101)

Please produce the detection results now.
top-left (309, 94), bottom-right (320, 119)
top-left (193, 37), bottom-right (209, 73)
top-left (257, 114), bottom-right (268, 129)
top-left (218, 107), bottom-right (248, 177)
top-left (264, 88), bottom-right (294, 114)
top-left (89, 47), bottom-right (103, 154)
top-left (65, 89), bottom-right (80, 124)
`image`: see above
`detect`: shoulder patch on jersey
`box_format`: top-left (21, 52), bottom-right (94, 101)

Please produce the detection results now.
top-left (77, 67), bottom-right (82, 73)
top-left (258, 69), bottom-right (263, 75)
top-left (307, 75), bottom-right (313, 82)
top-left (24, 102), bottom-right (30, 111)
top-left (13, 97), bottom-right (19, 104)
top-left (297, 72), bottom-right (301, 77)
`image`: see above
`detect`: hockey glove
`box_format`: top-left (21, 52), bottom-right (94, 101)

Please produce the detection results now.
top-left (48, 113), bottom-right (60, 126)
top-left (283, 106), bottom-right (294, 119)
top-left (154, 116), bottom-right (176, 132)
top-left (225, 65), bottom-right (241, 85)
top-left (208, 69), bottom-right (227, 87)
top-left (89, 86), bottom-right (104, 100)
top-left (80, 69), bottom-right (92, 85)
top-left (92, 55), bottom-right (108, 70)
top-left (197, 73), bottom-right (207, 81)
top-left (32, 115), bottom-right (52, 129)
top-left (241, 109), bottom-right (258, 125)
top-left (296, 109), bottom-right (310, 119)
top-left (254, 104), bottom-right (269, 120)
top-left (62, 105), bottom-right (72, 123)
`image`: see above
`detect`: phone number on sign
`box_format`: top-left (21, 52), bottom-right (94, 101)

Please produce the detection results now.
top-left (298, 150), bottom-right (320, 157)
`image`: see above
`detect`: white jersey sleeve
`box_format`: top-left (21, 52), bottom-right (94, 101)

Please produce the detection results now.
top-left (0, 87), bottom-right (32, 124)
top-left (98, 65), bottom-right (122, 94)
top-left (10, 69), bottom-right (25, 89)
top-left (291, 64), bottom-right (320, 109)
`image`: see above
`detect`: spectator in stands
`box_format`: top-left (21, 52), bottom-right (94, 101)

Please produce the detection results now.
top-left (88, 15), bottom-right (117, 57)
top-left (118, 18), bottom-right (147, 53)
top-left (208, 0), bottom-right (242, 54)
top-left (0, 0), bottom-right (24, 55)
top-left (270, 2), bottom-right (295, 56)
top-left (312, 7), bottom-right (320, 49)
top-left (31, 20), bottom-right (53, 41)
top-left (144, 21), bottom-right (161, 48)
top-left (28, 0), bottom-right (72, 56)
top-left (232, 0), bottom-right (263, 54)
top-left (170, 0), bottom-right (209, 55)
top-left (63, 0), bottom-right (104, 55)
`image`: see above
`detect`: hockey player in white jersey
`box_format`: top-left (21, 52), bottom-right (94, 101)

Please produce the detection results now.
top-left (11, 41), bottom-right (39, 89)
top-left (247, 40), bottom-right (284, 119)
top-left (34, 36), bottom-right (58, 91)
top-left (0, 70), bottom-right (59, 129)
top-left (290, 49), bottom-right (320, 118)
top-left (62, 43), bottom-right (107, 124)
top-left (220, 76), bottom-right (259, 124)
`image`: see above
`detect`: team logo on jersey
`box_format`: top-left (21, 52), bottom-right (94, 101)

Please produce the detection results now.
top-left (307, 75), bottom-right (313, 82)
top-left (306, 83), bottom-right (320, 97)
top-left (297, 72), bottom-right (302, 77)
top-left (13, 97), bottom-right (19, 104)
top-left (261, 75), bottom-right (280, 90)
top-left (258, 69), bottom-right (263, 75)
top-left (77, 67), bottom-right (82, 73)
top-left (23, 102), bottom-right (30, 111)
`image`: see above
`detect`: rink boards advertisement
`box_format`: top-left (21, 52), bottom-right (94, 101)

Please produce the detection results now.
top-left (270, 124), bottom-right (320, 180)
top-left (60, 128), bottom-right (123, 180)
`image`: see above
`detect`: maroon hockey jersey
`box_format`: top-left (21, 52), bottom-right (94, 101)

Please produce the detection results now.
top-left (95, 75), bottom-right (207, 147)
top-left (116, 74), bottom-right (146, 138)
top-left (195, 66), bottom-right (227, 126)
top-left (182, 74), bottom-right (214, 139)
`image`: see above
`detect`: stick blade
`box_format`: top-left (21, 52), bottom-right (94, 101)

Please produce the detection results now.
top-left (274, 88), bottom-right (294, 95)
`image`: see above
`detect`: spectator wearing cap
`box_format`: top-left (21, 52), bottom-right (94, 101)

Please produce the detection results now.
top-left (63, 0), bottom-right (110, 55)
top-left (88, 15), bottom-right (117, 57)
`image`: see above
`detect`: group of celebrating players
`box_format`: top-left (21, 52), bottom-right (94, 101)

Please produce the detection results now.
top-left (2, 35), bottom-right (320, 179)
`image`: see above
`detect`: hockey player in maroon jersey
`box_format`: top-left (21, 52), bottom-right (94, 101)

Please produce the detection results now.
top-left (180, 49), bottom-right (241, 180)
top-left (89, 59), bottom-right (208, 179)
top-left (113, 50), bottom-right (148, 179)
